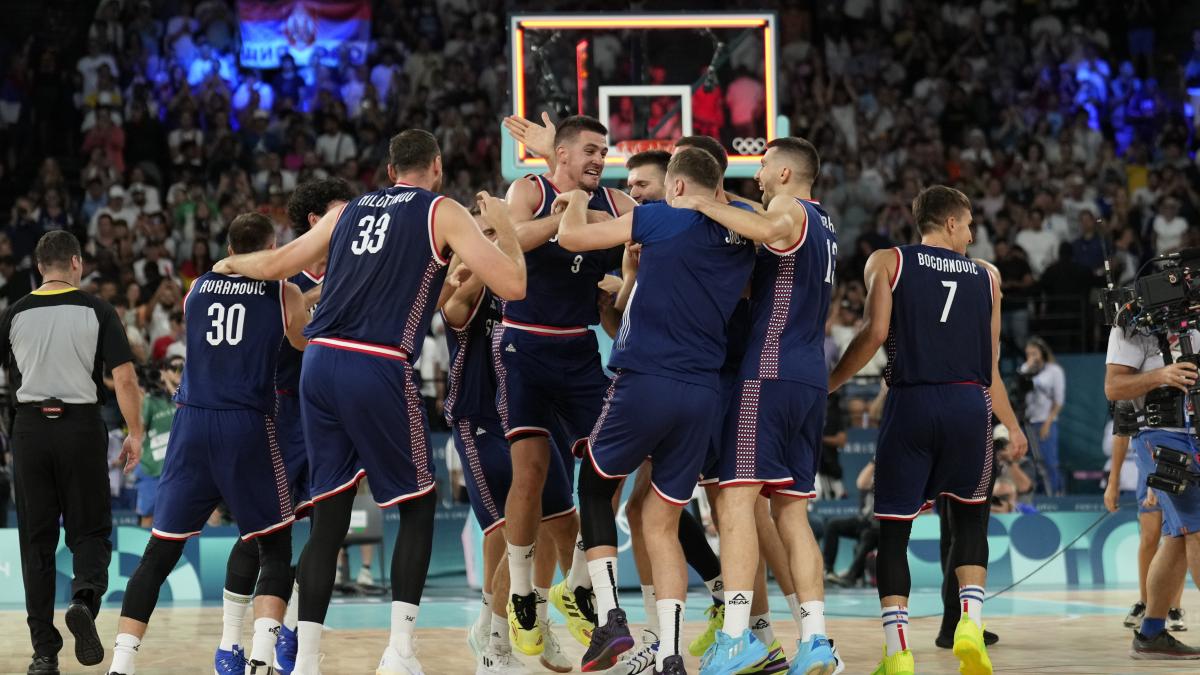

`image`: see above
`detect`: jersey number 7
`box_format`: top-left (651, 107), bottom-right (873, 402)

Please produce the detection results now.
top-left (939, 281), bottom-right (958, 323)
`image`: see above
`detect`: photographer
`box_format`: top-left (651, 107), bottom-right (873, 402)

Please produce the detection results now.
top-left (1104, 324), bottom-right (1200, 659)
top-left (1019, 337), bottom-right (1066, 495)
top-left (134, 356), bottom-right (183, 528)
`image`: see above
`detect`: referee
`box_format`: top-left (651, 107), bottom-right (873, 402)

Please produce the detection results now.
top-left (0, 231), bottom-right (144, 675)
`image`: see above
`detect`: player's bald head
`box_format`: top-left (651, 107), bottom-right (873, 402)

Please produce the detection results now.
top-left (675, 135), bottom-right (728, 173)
top-left (765, 137), bottom-right (819, 184)
top-left (388, 129), bottom-right (441, 174)
top-left (666, 147), bottom-right (722, 192)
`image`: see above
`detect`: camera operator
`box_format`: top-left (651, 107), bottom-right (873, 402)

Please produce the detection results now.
top-left (1105, 324), bottom-right (1200, 659)
top-left (1019, 337), bottom-right (1066, 495)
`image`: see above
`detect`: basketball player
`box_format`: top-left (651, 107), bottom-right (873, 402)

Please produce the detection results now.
top-left (829, 186), bottom-right (1027, 675)
top-left (560, 147), bottom-right (755, 674)
top-left (498, 114), bottom-right (636, 653)
top-left (668, 138), bottom-right (837, 674)
top-left (214, 129), bottom-right (527, 675)
top-left (106, 213), bottom-right (310, 675)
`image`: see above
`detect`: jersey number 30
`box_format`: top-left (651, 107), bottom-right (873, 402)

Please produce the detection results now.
top-left (206, 303), bottom-right (246, 346)
top-left (351, 213), bottom-right (390, 255)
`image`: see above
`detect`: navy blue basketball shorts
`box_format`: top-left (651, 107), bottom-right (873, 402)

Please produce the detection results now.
top-left (1136, 430), bottom-right (1200, 536)
top-left (301, 340), bottom-right (435, 508)
top-left (874, 383), bottom-right (994, 520)
top-left (452, 415), bottom-right (576, 534)
top-left (492, 323), bottom-right (611, 463)
top-left (699, 370), bottom-right (738, 486)
top-left (586, 370), bottom-right (719, 505)
top-left (152, 405), bottom-right (294, 541)
top-left (719, 379), bottom-right (825, 498)
top-left (277, 392), bottom-right (312, 518)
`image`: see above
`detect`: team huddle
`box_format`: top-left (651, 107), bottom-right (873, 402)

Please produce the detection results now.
top-left (101, 112), bottom-right (1025, 675)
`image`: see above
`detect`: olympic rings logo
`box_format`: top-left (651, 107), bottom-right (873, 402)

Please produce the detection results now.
top-left (731, 137), bottom-right (768, 154)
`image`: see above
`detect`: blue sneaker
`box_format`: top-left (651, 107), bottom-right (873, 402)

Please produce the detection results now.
top-left (699, 630), bottom-right (768, 675)
top-left (788, 635), bottom-right (837, 675)
top-left (274, 624), bottom-right (298, 674)
top-left (213, 645), bottom-right (246, 675)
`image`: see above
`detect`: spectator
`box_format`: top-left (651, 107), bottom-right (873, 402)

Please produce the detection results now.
top-left (315, 115), bottom-right (357, 167)
top-left (995, 241), bottom-right (1035, 357)
top-left (1072, 210), bottom-right (1106, 277)
top-left (135, 355), bottom-right (184, 528)
top-left (1020, 337), bottom-right (1067, 495)
top-left (1152, 197), bottom-right (1188, 255)
top-left (822, 461), bottom-right (878, 588)
top-left (816, 390), bottom-right (848, 500)
top-left (1015, 207), bottom-right (1060, 276)
top-left (149, 311), bottom-right (184, 362)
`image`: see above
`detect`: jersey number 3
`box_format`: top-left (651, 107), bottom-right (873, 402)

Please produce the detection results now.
top-left (351, 213), bottom-right (390, 255)
top-left (206, 303), bottom-right (246, 346)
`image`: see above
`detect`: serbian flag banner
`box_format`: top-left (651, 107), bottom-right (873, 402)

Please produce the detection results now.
top-left (238, 0), bottom-right (371, 68)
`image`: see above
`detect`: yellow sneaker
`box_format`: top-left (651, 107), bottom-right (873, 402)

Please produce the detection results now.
top-left (688, 602), bottom-right (725, 657)
top-left (507, 593), bottom-right (544, 656)
top-left (952, 617), bottom-right (993, 675)
top-left (870, 645), bottom-right (915, 675)
top-left (548, 580), bottom-right (595, 647)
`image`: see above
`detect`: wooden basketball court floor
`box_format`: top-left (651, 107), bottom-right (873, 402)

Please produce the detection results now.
top-left (1, 587), bottom-right (1196, 674)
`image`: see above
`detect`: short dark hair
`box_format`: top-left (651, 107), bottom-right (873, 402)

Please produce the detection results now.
top-left (227, 212), bottom-right (277, 254)
top-left (287, 178), bottom-right (355, 231)
top-left (666, 147), bottom-right (722, 191)
top-left (35, 231), bottom-right (82, 270)
top-left (388, 129), bottom-right (441, 174)
top-left (912, 185), bottom-right (972, 235)
top-left (675, 135), bottom-right (728, 173)
top-left (626, 149), bottom-right (671, 174)
top-left (766, 137), bottom-right (820, 182)
top-left (553, 115), bottom-right (608, 148)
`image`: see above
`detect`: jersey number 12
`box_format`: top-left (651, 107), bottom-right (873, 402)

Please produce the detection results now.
top-left (824, 240), bottom-right (838, 284)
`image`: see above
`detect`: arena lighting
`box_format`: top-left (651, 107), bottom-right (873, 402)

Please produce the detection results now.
top-left (518, 17), bottom-right (768, 29)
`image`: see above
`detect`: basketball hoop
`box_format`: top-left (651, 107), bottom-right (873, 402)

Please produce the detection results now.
top-left (615, 139), bottom-right (676, 156)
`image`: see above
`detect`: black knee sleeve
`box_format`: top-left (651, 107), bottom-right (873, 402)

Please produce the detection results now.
top-left (577, 458), bottom-right (620, 549)
top-left (254, 528), bottom-right (294, 601)
top-left (392, 491), bottom-right (436, 605)
top-left (121, 536), bottom-right (186, 623)
top-left (875, 518), bottom-right (913, 600)
top-left (297, 489), bottom-right (356, 624)
top-left (679, 509), bottom-right (721, 582)
top-left (225, 536), bottom-right (260, 597)
top-left (947, 500), bottom-right (990, 568)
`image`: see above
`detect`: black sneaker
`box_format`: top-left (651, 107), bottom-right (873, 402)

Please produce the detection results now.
top-left (510, 592), bottom-right (539, 631)
top-left (575, 585), bottom-right (599, 625)
top-left (1125, 600), bottom-right (1147, 628)
top-left (1131, 630), bottom-right (1200, 659)
top-left (581, 608), bottom-right (635, 672)
top-left (656, 654), bottom-right (687, 674)
top-left (27, 654), bottom-right (59, 675)
top-left (246, 659), bottom-right (275, 674)
top-left (65, 601), bottom-right (104, 666)
top-left (937, 629), bottom-right (998, 648)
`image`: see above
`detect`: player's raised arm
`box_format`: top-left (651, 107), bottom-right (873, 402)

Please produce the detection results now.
top-left (674, 192), bottom-right (798, 247)
top-left (215, 204), bottom-right (343, 279)
top-left (283, 281), bottom-right (308, 351)
top-left (977, 258), bottom-right (1028, 458)
top-left (556, 189), bottom-right (633, 252)
top-left (502, 111), bottom-right (556, 160)
top-left (830, 248), bottom-right (896, 391)
top-left (439, 192), bottom-right (526, 300)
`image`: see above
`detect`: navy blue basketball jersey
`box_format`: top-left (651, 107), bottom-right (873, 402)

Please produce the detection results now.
top-left (304, 182), bottom-right (449, 361)
top-left (175, 272), bottom-right (286, 414)
top-left (610, 202), bottom-right (755, 388)
top-left (739, 199), bottom-right (838, 389)
top-left (502, 175), bottom-right (623, 330)
top-left (724, 297), bottom-right (751, 376)
top-left (275, 270), bottom-right (321, 394)
top-left (883, 244), bottom-right (993, 387)
top-left (443, 289), bottom-right (502, 423)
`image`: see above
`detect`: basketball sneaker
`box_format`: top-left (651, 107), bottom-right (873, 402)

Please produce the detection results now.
top-left (581, 608), bottom-right (636, 671)
top-left (213, 645), bottom-right (246, 675)
top-left (869, 646), bottom-right (914, 675)
top-left (274, 624), bottom-right (297, 674)
top-left (1170, 608), bottom-right (1188, 632)
top-left (539, 620), bottom-right (573, 673)
top-left (952, 617), bottom-right (993, 675)
top-left (356, 566), bottom-right (375, 586)
top-left (1124, 601), bottom-right (1146, 629)
top-left (246, 658), bottom-right (274, 674)
top-left (657, 654), bottom-right (687, 675)
top-left (550, 580), bottom-right (596, 646)
top-left (477, 642), bottom-right (529, 675)
top-left (739, 638), bottom-right (788, 673)
top-left (469, 617), bottom-right (491, 657)
top-left (508, 593), bottom-right (544, 656)
top-left (688, 602), bottom-right (725, 657)
top-left (615, 637), bottom-right (658, 675)
top-left (1130, 630), bottom-right (1200, 659)
top-left (787, 635), bottom-right (836, 675)
top-left (698, 630), bottom-right (767, 675)
top-left (377, 645), bottom-right (424, 674)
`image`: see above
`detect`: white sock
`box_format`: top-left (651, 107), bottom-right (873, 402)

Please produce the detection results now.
top-left (750, 613), bottom-right (776, 648)
top-left (507, 543), bottom-right (535, 596)
top-left (249, 617), bottom-right (281, 665)
top-left (489, 612), bottom-right (510, 651)
top-left (475, 592), bottom-right (493, 633)
top-left (722, 590), bottom-right (753, 637)
top-left (800, 600), bottom-right (826, 641)
top-left (641, 585), bottom-right (660, 638)
top-left (534, 586), bottom-right (550, 624)
top-left (568, 534), bottom-right (592, 589)
top-left (656, 599), bottom-right (684, 669)
top-left (785, 593), bottom-right (803, 627)
top-left (390, 601), bottom-right (419, 655)
top-left (294, 621), bottom-right (323, 674)
top-left (960, 585), bottom-right (984, 628)
top-left (283, 582), bottom-right (300, 631)
top-left (588, 557), bottom-right (620, 625)
top-left (704, 575), bottom-right (725, 603)
top-left (110, 633), bottom-right (141, 674)
top-left (882, 605), bottom-right (910, 656)
top-left (220, 590), bottom-right (252, 650)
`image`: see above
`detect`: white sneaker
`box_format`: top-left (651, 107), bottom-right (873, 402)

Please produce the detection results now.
top-left (356, 567), bottom-right (375, 586)
top-left (831, 639), bottom-right (845, 675)
top-left (376, 645), bottom-right (423, 675)
top-left (1170, 607), bottom-right (1188, 632)
top-left (538, 620), bottom-right (572, 673)
top-left (614, 641), bottom-right (657, 674)
top-left (468, 619), bottom-right (490, 657)
top-left (476, 643), bottom-right (528, 674)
